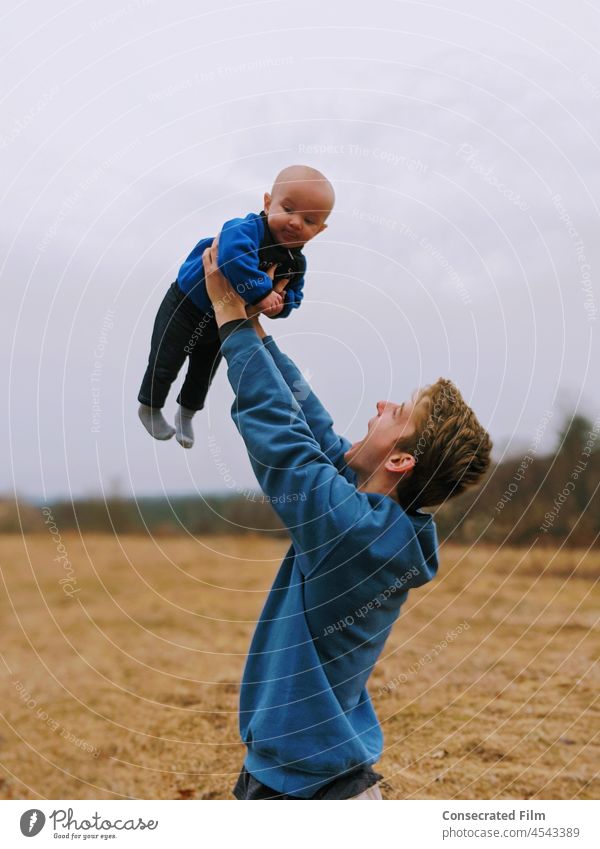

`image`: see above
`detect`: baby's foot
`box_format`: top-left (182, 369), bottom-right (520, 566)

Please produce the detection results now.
top-left (175, 405), bottom-right (196, 449)
top-left (138, 404), bottom-right (175, 440)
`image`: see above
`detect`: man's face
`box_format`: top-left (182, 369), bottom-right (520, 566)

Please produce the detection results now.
top-left (344, 393), bottom-right (425, 477)
top-left (264, 183), bottom-right (331, 248)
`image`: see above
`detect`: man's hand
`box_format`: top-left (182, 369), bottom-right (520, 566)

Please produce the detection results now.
top-left (273, 276), bottom-right (290, 296)
top-left (248, 266), bottom-right (290, 320)
top-left (254, 290), bottom-right (283, 316)
top-left (245, 268), bottom-right (291, 337)
top-left (264, 264), bottom-right (290, 298)
top-left (201, 237), bottom-right (247, 327)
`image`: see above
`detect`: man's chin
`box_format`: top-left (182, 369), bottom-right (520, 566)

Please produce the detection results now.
top-left (344, 442), bottom-right (361, 465)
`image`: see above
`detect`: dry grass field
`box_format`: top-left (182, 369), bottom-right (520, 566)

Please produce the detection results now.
top-left (0, 533), bottom-right (598, 800)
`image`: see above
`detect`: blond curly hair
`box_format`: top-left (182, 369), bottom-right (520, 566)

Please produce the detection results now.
top-left (395, 378), bottom-right (493, 511)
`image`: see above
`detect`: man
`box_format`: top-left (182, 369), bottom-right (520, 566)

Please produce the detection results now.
top-left (201, 241), bottom-right (492, 800)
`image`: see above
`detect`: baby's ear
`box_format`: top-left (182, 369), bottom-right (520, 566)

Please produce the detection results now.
top-left (317, 222), bottom-right (328, 235)
top-left (263, 192), bottom-right (272, 213)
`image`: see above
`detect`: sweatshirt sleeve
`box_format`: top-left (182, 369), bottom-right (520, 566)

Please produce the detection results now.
top-left (217, 216), bottom-right (274, 306)
top-left (218, 324), bottom-right (367, 560)
top-left (260, 335), bottom-right (351, 474)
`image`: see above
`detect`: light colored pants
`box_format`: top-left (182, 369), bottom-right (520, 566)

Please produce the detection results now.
top-left (348, 783), bottom-right (383, 800)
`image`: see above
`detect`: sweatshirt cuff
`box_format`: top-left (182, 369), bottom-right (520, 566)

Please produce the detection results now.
top-left (218, 318), bottom-right (253, 343)
top-left (262, 335), bottom-right (281, 353)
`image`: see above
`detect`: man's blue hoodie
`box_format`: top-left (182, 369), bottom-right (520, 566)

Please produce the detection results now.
top-left (219, 322), bottom-right (440, 799)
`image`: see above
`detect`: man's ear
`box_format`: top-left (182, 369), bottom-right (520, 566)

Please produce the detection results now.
top-left (384, 452), bottom-right (415, 476)
top-left (263, 192), bottom-right (272, 214)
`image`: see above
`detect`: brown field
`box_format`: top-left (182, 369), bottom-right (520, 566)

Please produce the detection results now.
top-left (0, 533), bottom-right (598, 800)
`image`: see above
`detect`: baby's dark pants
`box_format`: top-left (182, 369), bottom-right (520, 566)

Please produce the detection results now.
top-left (138, 281), bottom-right (222, 412)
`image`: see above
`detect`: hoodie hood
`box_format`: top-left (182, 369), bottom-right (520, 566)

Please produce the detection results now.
top-left (303, 492), bottom-right (439, 709)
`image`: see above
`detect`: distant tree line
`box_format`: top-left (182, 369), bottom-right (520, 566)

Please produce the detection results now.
top-left (434, 412), bottom-right (599, 547)
top-left (3, 493), bottom-right (289, 537)
top-left (2, 412), bottom-right (598, 547)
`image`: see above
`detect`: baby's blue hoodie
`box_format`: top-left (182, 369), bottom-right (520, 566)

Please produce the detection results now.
top-left (219, 323), bottom-right (440, 798)
top-left (177, 212), bottom-right (306, 318)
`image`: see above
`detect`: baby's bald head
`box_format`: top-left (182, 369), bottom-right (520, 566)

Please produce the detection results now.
top-left (271, 165), bottom-right (335, 212)
top-left (264, 164), bottom-right (334, 248)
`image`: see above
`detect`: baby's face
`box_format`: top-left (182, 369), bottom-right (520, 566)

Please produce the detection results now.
top-left (264, 182), bottom-right (332, 248)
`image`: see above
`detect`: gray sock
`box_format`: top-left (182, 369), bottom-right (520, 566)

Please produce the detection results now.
top-left (175, 404), bottom-right (196, 448)
top-left (138, 404), bottom-right (175, 440)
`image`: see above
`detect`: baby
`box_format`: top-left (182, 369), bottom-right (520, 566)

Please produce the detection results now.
top-left (137, 165), bottom-right (335, 447)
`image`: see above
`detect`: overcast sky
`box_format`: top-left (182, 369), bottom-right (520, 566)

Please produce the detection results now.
top-left (2, 0), bottom-right (599, 501)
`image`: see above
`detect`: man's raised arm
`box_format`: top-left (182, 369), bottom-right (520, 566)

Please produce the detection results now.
top-left (239, 265), bottom-right (351, 474)
top-left (201, 243), bottom-right (367, 564)
top-left (259, 334), bottom-right (351, 474)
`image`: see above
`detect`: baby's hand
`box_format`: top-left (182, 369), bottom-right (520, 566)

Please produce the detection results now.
top-left (256, 290), bottom-right (283, 316)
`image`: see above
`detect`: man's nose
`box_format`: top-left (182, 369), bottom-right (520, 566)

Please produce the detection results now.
top-left (377, 400), bottom-right (389, 415)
